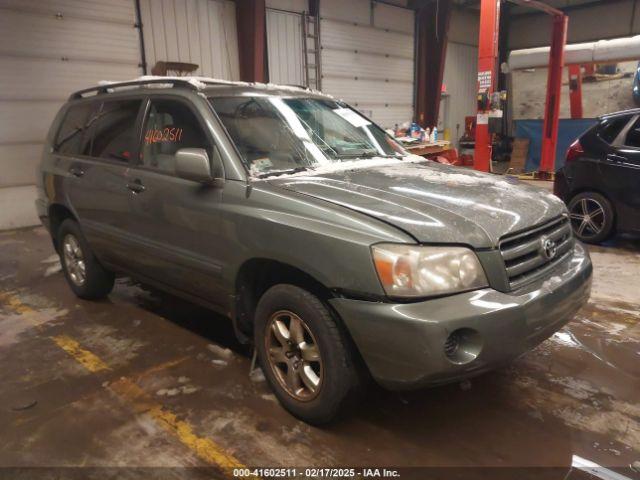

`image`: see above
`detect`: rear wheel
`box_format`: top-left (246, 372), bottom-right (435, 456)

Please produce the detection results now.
top-left (254, 284), bottom-right (362, 424)
top-left (568, 191), bottom-right (614, 244)
top-left (58, 219), bottom-right (115, 299)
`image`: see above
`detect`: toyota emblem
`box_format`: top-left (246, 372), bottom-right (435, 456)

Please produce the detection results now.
top-left (540, 236), bottom-right (557, 260)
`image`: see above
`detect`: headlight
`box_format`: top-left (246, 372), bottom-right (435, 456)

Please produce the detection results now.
top-left (372, 244), bottom-right (488, 298)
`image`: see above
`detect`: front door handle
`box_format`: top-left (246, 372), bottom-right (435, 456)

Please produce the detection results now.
top-left (126, 179), bottom-right (146, 194)
top-left (69, 166), bottom-right (84, 178)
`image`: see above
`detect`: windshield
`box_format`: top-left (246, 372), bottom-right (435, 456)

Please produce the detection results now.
top-left (209, 96), bottom-right (406, 177)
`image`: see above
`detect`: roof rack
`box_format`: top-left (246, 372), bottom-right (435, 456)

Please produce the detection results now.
top-left (68, 78), bottom-right (220, 100)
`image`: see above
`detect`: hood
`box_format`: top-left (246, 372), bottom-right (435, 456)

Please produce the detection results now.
top-left (267, 159), bottom-right (566, 249)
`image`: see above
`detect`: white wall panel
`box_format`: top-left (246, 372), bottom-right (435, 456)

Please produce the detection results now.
top-left (267, 9), bottom-right (304, 85)
top-left (449, 8), bottom-right (479, 46)
top-left (266, 0), bottom-right (308, 13)
top-left (367, 106), bottom-right (414, 130)
top-left (320, 0), bottom-right (370, 23)
top-left (0, 10), bottom-right (139, 65)
top-left (0, 57), bottom-right (141, 101)
top-left (322, 77), bottom-right (413, 107)
top-left (0, 0), bottom-right (137, 24)
top-left (442, 42), bottom-right (478, 142)
top-left (321, 19), bottom-right (413, 57)
top-left (0, 185), bottom-right (39, 229)
top-left (322, 49), bottom-right (413, 82)
top-left (0, 101), bottom-right (62, 143)
top-left (0, 144), bottom-right (43, 188)
top-left (139, 0), bottom-right (240, 79)
top-left (373, 2), bottom-right (413, 34)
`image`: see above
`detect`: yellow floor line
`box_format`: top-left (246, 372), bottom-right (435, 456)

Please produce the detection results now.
top-left (0, 291), bottom-right (35, 315)
top-left (110, 378), bottom-right (246, 472)
top-left (51, 335), bottom-right (111, 373)
top-left (2, 291), bottom-right (249, 476)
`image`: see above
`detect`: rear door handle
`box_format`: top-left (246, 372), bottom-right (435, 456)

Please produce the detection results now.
top-left (68, 166), bottom-right (84, 178)
top-left (606, 153), bottom-right (627, 163)
top-left (126, 179), bottom-right (146, 194)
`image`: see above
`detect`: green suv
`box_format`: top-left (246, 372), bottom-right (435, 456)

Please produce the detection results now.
top-left (36, 77), bottom-right (592, 424)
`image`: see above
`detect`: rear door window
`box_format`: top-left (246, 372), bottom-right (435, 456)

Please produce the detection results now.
top-left (140, 99), bottom-right (210, 173)
top-left (84, 99), bottom-right (143, 162)
top-left (55, 103), bottom-right (95, 155)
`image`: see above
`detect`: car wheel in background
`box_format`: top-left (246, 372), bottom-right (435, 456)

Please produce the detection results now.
top-left (568, 192), bottom-right (615, 244)
top-left (58, 219), bottom-right (115, 299)
top-left (254, 284), bottom-right (362, 424)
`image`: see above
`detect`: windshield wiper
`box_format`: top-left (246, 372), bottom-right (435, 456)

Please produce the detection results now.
top-left (337, 152), bottom-right (404, 159)
top-left (256, 166), bottom-right (310, 178)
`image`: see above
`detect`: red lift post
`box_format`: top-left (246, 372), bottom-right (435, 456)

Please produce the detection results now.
top-left (474, 0), bottom-right (568, 176)
top-left (474, 0), bottom-right (500, 173)
top-left (568, 64), bottom-right (583, 119)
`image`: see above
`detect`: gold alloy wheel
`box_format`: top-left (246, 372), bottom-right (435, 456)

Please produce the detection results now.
top-left (62, 234), bottom-right (86, 286)
top-left (265, 310), bottom-right (323, 401)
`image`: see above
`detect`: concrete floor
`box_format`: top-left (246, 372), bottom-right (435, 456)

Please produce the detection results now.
top-left (1, 227), bottom-right (639, 479)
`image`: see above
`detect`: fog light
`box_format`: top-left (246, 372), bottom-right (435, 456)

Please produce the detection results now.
top-left (444, 328), bottom-right (483, 365)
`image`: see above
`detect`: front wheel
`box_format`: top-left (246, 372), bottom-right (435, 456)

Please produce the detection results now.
top-left (254, 284), bottom-right (362, 424)
top-left (568, 192), bottom-right (615, 244)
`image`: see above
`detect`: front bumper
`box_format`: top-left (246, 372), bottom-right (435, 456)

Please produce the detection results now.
top-left (329, 242), bottom-right (592, 390)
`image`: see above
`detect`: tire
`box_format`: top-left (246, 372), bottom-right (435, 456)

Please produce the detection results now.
top-left (254, 284), bottom-right (362, 424)
top-left (568, 191), bottom-right (615, 244)
top-left (57, 219), bottom-right (115, 299)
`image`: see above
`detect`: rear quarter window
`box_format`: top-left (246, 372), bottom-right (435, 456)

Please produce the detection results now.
top-left (597, 115), bottom-right (631, 144)
top-left (54, 103), bottom-right (94, 155)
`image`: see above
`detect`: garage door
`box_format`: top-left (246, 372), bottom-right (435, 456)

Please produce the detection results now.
top-left (442, 42), bottom-right (479, 143)
top-left (320, 0), bottom-right (415, 129)
top-left (0, 0), bottom-right (142, 227)
top-left (266, 8), bottom-right (305, 86)
top-left (139, 0), bottom-right (240, 79)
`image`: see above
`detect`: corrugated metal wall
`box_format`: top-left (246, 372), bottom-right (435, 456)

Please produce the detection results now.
top-left (0, 0), bottom-right (142, 227)
top-left (266, 8), bottom-right (305, 85)
top-left (139, 0), bottom-right (240, 79)
top-left (320, 0), bottom-right (415, 128)
top-left (442, 42), bottom-right (478, 144)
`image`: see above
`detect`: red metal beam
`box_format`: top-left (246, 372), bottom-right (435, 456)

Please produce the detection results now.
top-left (568, 64), bottom-right (583, 119)
top-left (540, 14), bottom-right (568, 173)
top-left (415, 0), bottom-right (453, 129)
top-left (473, 0), bottom-right (500, 172)
top-left (507, 0), bottom-right (564, 16)
top-left (235, 0), bottom-right (267, 83)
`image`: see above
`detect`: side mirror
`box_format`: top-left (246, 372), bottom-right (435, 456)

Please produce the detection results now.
top-left (175, 148), bottom-right (223, 185)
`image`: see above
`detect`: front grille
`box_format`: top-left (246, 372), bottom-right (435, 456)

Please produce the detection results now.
top-left (499, 215), bottom-right (574, 291)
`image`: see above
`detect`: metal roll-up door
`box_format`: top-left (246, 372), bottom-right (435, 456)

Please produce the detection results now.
top-left (320, 0), bottom-right (415, 129)
top-left (0, 0), bottom-right (143, 228)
